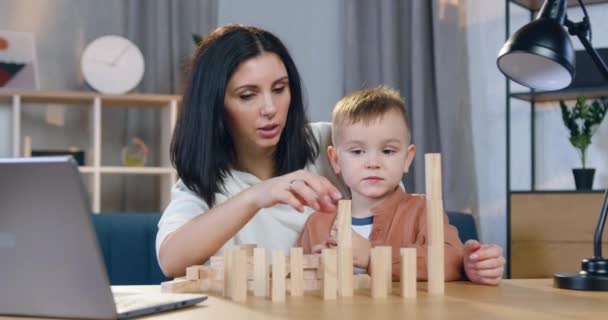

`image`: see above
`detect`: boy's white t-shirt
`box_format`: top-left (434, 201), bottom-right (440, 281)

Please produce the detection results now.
top-left (351, 216), bottom-right (373, 240)
top-left (156, 122), bottom-right (347, 267)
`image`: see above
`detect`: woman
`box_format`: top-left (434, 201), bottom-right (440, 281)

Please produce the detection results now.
top-left (157, 25), bottom-right (505, 285)
top-left (157, 25), bottom-right (345, 277)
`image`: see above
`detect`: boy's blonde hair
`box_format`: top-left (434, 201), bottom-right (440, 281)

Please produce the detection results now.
top-left (331, 86), bottom-right (411, 145)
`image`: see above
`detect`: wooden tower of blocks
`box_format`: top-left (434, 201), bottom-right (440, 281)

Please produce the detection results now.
top-left (161, 153), bottom-right (448, 300)
top-left (400, 248), bottom-right (417, 298)
top-left (425, 153), bottom-right (445, 295)
top-left (336, 200), bottom-right (354, 297)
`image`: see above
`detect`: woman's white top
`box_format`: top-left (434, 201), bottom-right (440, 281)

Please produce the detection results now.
top-left (156, 122), bottom-right (346, 266)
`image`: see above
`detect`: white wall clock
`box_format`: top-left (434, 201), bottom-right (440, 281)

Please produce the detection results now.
top-left (81, 35), bottom-right (145, 94)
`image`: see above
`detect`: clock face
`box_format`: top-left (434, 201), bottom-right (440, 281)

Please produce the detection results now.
top-left (81, 35), bottom-right (145, 94)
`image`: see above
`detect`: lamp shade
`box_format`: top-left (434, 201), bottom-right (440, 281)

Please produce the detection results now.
top-left (497, 18), bottom-right (575, 90)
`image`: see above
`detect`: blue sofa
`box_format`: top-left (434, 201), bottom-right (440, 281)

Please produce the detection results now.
top-left (92, 213), bottom-right (169, 285)
top-left (447, 211), bottom-right (479, 243)
top-left (91, 211), bottom-right (478, 285)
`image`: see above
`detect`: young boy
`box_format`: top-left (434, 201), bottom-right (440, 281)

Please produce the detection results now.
top-left (296, 86), bottom-right (464, 281)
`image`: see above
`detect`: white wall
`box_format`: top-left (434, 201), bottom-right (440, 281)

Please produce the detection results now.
top-left (217, 0), bottom-right (344, 122)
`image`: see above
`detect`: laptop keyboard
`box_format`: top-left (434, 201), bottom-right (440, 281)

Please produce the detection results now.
top-left (114, 293), bottom-right (177, 313)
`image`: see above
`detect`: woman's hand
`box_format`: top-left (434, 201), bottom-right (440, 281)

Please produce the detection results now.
top-left (250, 169), bottom-right (342, 213)
top-left (463, 240), bottom-right (505, 285)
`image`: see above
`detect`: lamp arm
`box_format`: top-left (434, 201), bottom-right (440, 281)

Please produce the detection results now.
top-left (565, 18), bottom-right (608, 80)
top-left (564, 17), bottom-right (608, 258)
top-left (596, 191), bottom-right (608, 258)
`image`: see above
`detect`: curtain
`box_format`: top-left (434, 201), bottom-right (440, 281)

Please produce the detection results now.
top-left (118, 0), bottom-right (217, 211)
top-left (343, 0), bottom-right (478, 213)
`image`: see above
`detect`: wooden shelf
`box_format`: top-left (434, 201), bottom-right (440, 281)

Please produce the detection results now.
top-left (0, 90), bottom-right (181, 107)
top-left (510, 86), bottom-right (608, 102)
top-left (1, 89), bottom-right (180, 212)
top-left (78, 166), bottom-right (175, 175)
top-left (99, 166), bottom-right (175, 175)
top-left (511, 0), bottom-right (608, 11)
top-left (79, 166), bottom-right (96, 174)
top-left (510, 192), bottom-right (608, 278)
top-left (511, 189), bottom-right (605, 194)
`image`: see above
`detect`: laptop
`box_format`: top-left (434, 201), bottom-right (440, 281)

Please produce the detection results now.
top-left (0, 157), bottom-right (207, 319)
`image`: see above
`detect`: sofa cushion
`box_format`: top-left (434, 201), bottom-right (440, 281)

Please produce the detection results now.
top-left (91, 213), bottom-right (169, 285)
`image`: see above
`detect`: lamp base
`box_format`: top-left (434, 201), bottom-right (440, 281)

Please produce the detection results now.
top-left (554, 257), bottom-right (608, 291)
top-left (554, 272), bottom-right (608, 291)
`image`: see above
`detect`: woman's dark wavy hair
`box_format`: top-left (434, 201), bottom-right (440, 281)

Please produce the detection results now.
top-left (171, 25), bottom-right (318, 207)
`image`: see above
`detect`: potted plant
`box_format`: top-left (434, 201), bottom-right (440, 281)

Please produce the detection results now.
top-left (560, 95), bottom-right (608, 190)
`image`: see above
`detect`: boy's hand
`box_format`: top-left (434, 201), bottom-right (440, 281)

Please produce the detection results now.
top-left (351, 231), bottom-right (371, 269)
top-left (311, 242), bottom-right (333, 254)
top-left (463, 240), bottom-right (505, 285)
top-left (325, 225), bottom-right (371, 269)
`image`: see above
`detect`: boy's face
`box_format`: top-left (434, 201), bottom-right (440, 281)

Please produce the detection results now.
top-left (328, 109), bottom-right (416, 201)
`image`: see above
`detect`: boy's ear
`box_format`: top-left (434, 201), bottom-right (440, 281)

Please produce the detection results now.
top-left (403, 144), bottom-right (416, 173)
top-left (327, 146), bottom-right (341, 174)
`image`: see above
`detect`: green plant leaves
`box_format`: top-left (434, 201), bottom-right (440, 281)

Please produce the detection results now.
top-left (560, 95), bottom-right (608, 168)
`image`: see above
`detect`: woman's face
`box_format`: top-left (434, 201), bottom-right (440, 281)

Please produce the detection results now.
top-left (224, 52), bottom-right (291, 155)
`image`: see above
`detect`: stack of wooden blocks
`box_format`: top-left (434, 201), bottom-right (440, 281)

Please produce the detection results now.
top-left (161, 153), bottom-right (446, 301)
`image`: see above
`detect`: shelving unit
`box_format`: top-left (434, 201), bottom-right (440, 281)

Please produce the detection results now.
top-left (505, 0), bottom-right (608, 278)
top-left (510, 86), bottom-right (608, 102)
top-left (511, 0), bottom-right (608, 10)
top-left (0, 90), bottom-right (181, 213)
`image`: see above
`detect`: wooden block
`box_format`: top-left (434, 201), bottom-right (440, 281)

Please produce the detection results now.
top-left (303, 254), bottom-right (321, 269)
top-left (338, 247), bottom-right (354, 297)
top-left (232, 249), bottom-right (247, 302)
top-left (208, 264), bottom-right (224, 280)
top-left (186, 265), bottom-right (204, 280)
top-left (322, 248), bottom-right (337, 300)
top-left (223, 248), bottom-right (233, 298)
top-left (400, 248), bottom-right (417, 298)
top-left (207, 267), bottom-right (223, 281)
top-left (304, 279), bottom-right (322, 291)
top-left (336, 200), bottom-right (352, 248)
top-left (371, 246), bottom-right (391, 298)
top-left (427, 244), bottom-right (445, 295)
top-left (253, 248), bottom-right (269, 297)
top-left (354, 274), bottom-right (371, 290)
top-left (23, 136), bottom-right (31, 157)
top-left (160, 278), bottom-right (200, 293)
top-left (316, 265), bottom-right (324, 279)
top-left (272, 250), bottom-right (286, 302)
top-left (236, 244), bottom-right (257, 257)
top-left (425, 153), bottom-right (445, 295)
top-left (213, 256), bottom-right (290, 278)
top-left (303, 269), bottom-right (319, 280)
top-left (424, 153), bottom-right (442, 200)
top-left (186, 265), bottom-right (218, 282)
top-left (198, 278), bottom-right (223, 293)
top-left (285, 278), bottom-right (322, 292)
top-left (290, 247), bottom-right (304, 296)
top-left (199, 266), bottom-right (219, 280)
top-left (385, 246), bottom-right (393, 296)
top-left (336, 200), bottom-right (353, 298)
top-left (210, 255), bottom-right (224, 268)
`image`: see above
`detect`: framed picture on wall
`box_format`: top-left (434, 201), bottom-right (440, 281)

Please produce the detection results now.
top-left (0, 30), bottom-right (39, 90)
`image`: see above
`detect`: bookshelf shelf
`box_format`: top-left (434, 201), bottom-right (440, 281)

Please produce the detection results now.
top-left (0, 90), bottom-right (180, 212)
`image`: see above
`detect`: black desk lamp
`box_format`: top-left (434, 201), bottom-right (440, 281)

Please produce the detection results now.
top-left (497, 0), bottom-right (608, 291)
